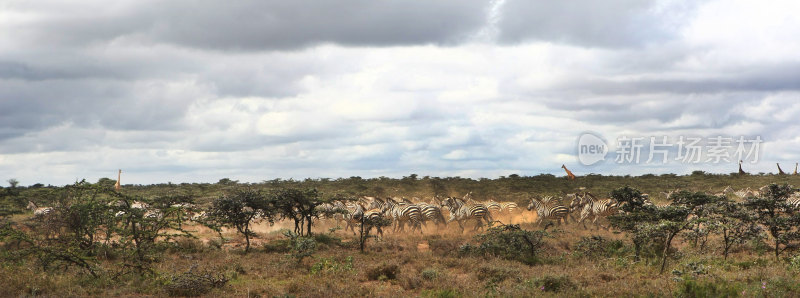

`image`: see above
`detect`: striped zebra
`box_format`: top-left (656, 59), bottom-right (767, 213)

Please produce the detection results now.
top-left (483, 200), bottom-right (503, 214)
top-left (440, 197), bottom-right (493, 232)
top-left (415, 201), bottom-right (447, 228)
top-left (570, 192), bottom-right (618, 229)
top-left (339, 201), bottom-right (365, 235)
top-left (643, 198), bottom-right (671, 208)
top-left (354, 203), bottom-right (388, 239)
top-left (375, 197), bottom-right (423, 233)
top-left (26, 201), bottom-right (54, 218)
top-left (527, 196), bottom-right (570, 226)
top-left (483, 200), bottom-right (520, 223)
top-left (783, 193), bottom-right (800, 213)
top-left (499, 201), bottom-right (519, 213)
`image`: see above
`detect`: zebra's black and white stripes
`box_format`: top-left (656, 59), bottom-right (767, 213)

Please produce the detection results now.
top-left (440, 197), bottom-right (493, 232)
top-left (527, 196), bottom-right (569, 226)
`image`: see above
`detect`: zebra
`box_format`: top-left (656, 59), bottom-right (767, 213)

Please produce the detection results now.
top-left (483, 200), bottom-right (503, 214)
top-left (782, 193), bottom-right (800, 213)
top-left (415, 201), bottom-right (447, 228)
top-left (374, 197), bottom-right (423, 233)
top-left (440, 196), bottom-right (493, 232)
top-left (352, 203), bottom-right (388, 240)
top-left (499, 201), bottom-right (519, 214)
top-left (527, 196), bottom-right (570, 226)
top-left (341, 201), bottom-right (366, 235)
top-left (570, 192), bottom-right (618, 229)
top-left (26, 201), bottom-right (54, 218)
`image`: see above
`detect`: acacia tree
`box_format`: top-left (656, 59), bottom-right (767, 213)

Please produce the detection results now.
top-left (269, 188), bottom-right (327, 236)
top-left (111, 192), bottom-right (195, 274)
top-left (742, 183), bottom-right (800, 260)
top-left (608, 186), bottom-right (659, 262)
top-left (206, 189), bottom-right (269, 252)
top-left (709, 198), bottom-right (761, 259)
top-left (653, 191), bottom-right (720, 274)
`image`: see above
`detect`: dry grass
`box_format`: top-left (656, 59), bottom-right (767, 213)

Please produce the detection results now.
top-left (3, 212), bottom-right (800, 297)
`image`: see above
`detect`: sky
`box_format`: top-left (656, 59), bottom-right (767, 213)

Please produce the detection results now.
top-left (2, 0), bottom-right (800, 186)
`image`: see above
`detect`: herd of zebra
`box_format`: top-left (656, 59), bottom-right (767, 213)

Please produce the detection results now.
top-left (314, 184), bottom-right (800, 237)
top-left (26, 184), bottom-right (800, 238)
top-left (313, 191), bottom-right (626, 237)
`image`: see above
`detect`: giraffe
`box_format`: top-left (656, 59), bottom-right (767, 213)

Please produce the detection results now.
top-left (794, 163), bottom-right (798, 176)
top-left (777, 163), bottom-right (786, 175)
top-left (114, 169), bottom-right (122, 192)
top-left (562, 164), bottom-right (576, 180)
top-left (738, 160), bottom-right (747, 176)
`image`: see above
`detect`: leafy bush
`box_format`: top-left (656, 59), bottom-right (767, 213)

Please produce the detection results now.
top-left (476, 265), bottom-right (519, 283)
top-left (164, 265), bottom-right (229, 297)
top-left (674, 279), bottom-right (741, 298)
top-left (470, 224), bottom-right (547, 265)
top-left (420, 268), bottom-right (439, 281)
top-left (283, 230), bottom-right (317, 263)
top-left (574, 236), bottom-right (626, 258)
top-left (533, 275), bottom-right (577, 293)
top-left (421, 289), bottom-right (459, 298)
top-left (310, 256), bottom-right (353, 275)
top-left (365, 263), bottom-right (399, 281)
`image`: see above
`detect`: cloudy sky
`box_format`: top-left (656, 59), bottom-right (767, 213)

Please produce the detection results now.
top-left (2, 0), bottom-right (800, 186)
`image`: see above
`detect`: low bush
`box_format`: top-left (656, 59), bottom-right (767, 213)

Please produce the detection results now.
top-left (574, 235), bottom-right (626, 258)
top-left (674, 279), bottom-right (741, 298)
top-left (533, 275), bottom-right (577, 293)
top-left (365, 263), bottom-right (399, 281)
top-left (420, 268), bottom-right (439, 281)
top-left (163, 265), bottom-right (229, 297)
top-left (476, 264), bottom-right (519, 283)
top-left (468, 224), bottom-right (547, 265)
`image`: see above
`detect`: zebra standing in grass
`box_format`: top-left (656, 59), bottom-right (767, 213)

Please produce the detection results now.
top-left (527, 196), bottom-right (570, 226)
top-left (440, 196), bottom-right (493, 232)
top-left (570, 192), bottom-right (618, 229)
top-left (26, 201), bottom-right (54, 218)
top-left (374, 197), bottom-right (423, 233)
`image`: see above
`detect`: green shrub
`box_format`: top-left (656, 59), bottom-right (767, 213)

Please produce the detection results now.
top-left (366, 263), bottom-right (399, 281)
top-left (313, 233), bottom-right (342, 248)
top-left (421, 289), bottom-right (460, 298)
top-left (164, 265), bottom-right (229, 297)
top-left (574, 236), bottom-right (626, 258)
top-left (469, 224), bottom-right (547, 265)
top-left (675, 279), bottom-right (741, 298)
top-left (421, 268), bottom-right (439, 281)
top-left (533, 275), bottom-right (576, 293)
top-left (476, 265), bottom-right (519, 283)
top-left (310, 256), bottom-right (353, 275)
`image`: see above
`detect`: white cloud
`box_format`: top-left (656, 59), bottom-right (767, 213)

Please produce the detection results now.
top-left (2, 1), bottom-right (800, 185)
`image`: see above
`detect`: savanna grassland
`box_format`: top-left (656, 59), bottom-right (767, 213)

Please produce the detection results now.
top-left (3, 172), bottom-right (800, 297)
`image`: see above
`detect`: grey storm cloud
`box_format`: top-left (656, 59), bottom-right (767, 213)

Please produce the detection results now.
top-left (18, 0), bottom-right (488, 50)
top-left (497, 0), bottom-right (698, 47)
top-left (10, 0), bottom-right (699, 51)
top-left (2, 0), bottom-right (800, 185)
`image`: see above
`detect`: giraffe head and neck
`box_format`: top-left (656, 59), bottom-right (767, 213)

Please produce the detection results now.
top-left (777, 163), bottom-right (786, 175)
top-left (794, 163), bottom-right (798, 176)
top-left (562, 164), bottom-right (576, 180)
top-left (738, 160), bottom-right (746, 175)
top-left (114, 169), bottom-right (122, 192)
